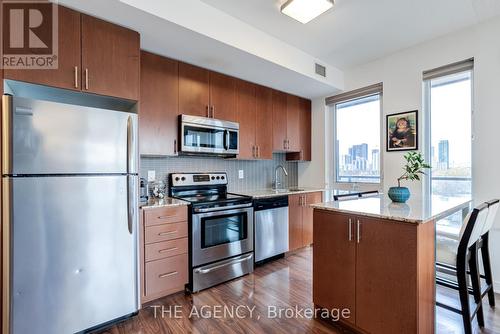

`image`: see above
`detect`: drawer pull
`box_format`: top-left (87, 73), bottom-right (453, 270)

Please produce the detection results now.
top-left (159, 247), bottom-right (178, 253)
top-left (159, 231), bottom-right (177, 236)
top-left (159, 271), bottom-right (178, 278)
top-left (157, 215), bottom-right (174, 220)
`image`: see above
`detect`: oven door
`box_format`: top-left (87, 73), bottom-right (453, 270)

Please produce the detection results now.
top-left (192, 206), bottom-right (253, 267)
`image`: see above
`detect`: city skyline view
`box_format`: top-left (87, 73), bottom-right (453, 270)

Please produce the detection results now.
top-left (335, 94), bottom-right (381, 183)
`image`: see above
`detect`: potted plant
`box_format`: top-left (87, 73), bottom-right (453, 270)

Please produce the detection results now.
top-left (388, 152), bottom-right (431, 203)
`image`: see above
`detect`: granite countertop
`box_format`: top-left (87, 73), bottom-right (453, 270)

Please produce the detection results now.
top-left (310, 194), bottom-right (472, 224)
top-left (139, 197), bottom-right (189, 210)
top-left (237, 188), bottom-right (360, 199)
top-left (238, 187), bottom-right (327, 199)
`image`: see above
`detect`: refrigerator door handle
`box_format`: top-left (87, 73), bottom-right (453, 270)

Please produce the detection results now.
top-left (127, 116), bottom-right (133, 174)
top-left (127, 175), bottom-right (136, 235)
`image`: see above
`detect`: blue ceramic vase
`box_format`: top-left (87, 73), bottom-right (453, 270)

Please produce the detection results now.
top-left (388, 186), bottom-right (410, 203)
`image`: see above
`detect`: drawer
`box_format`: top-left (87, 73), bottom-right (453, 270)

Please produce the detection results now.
top-left (145, 254), bottom-right (188, 297)
top-left (145, 238), bottom-right (188, 262)
top-left (144, 206), bottom-right (187, 226)
top-left (145, 222), bottom-right (188, 244)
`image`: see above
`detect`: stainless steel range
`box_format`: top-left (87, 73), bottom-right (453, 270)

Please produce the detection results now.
top-left (169, 172), bottom-right (254, 292)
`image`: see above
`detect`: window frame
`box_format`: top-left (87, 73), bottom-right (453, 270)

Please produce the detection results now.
top-left (331, 91), bottom-right (384, 189)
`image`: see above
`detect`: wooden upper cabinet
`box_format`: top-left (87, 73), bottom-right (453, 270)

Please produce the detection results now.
top-left (313, 211), bottom-right (356, 326)
top-left (179, 63), bottom-right (210, 117)
top-left (286, 97), bottom-right (312, 161)
top-left (272, 90), bottom-right (287, 152)
top-left (209, 72), bottom-right (236, 122)
top-left (81, 14), bottom-right (140, 100)
top-left (236, 79), bottom-right (256, 160)
top-left (286, 94), bottom-right (301, 152)
top-left (255, 85), bottom-right (273, 160)
top-left (4, 5), bottom-right (81, 91)
top-left (139, 52), bottom-right (179, 156)
top-left (299, 98), bottom-right (312, 161)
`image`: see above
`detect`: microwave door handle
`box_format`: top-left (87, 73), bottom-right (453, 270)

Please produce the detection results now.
top-left (224, 130), bottom-right (229, 150)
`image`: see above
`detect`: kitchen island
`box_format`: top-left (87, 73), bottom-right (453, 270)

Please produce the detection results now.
top-left (310, 195), bottom-right (471, 334)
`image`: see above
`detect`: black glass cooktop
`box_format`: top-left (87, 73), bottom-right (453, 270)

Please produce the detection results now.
top-left (178, 193), bottom-right (249, 204)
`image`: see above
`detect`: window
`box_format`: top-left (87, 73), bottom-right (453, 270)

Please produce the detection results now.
top-left (333, 92), bottom-right (382, 184)
top-left (424, 60), bottom-right (473, 198)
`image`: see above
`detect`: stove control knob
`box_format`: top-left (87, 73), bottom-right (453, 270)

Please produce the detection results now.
top-left (211, 176), bottom-right (215, 180)
top-left (181, 177), bottom-right (186, 181)
top-left (221, 176), bottom-right (225, 180)
top-left (216, 176), bottom-right (220, 180)
top-left (175, 177), bottom-right (180, 182)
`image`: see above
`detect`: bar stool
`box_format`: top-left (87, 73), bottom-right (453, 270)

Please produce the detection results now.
top-left (476, 199), bottom-right (500, 308)
top-left (436, 202), bottom-right (489, 334)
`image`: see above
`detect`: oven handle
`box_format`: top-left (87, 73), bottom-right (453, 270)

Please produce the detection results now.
top-left (193, 203), bottom-right (252, 213)
top-left (194, 254), bottom-right (253, 274)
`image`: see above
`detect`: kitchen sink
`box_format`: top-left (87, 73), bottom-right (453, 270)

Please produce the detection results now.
top-left (272, 188), bottom-right (305, 193)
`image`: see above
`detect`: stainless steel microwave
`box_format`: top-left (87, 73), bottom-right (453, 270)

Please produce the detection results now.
top-left (179, 114), bottom-right (239, 156)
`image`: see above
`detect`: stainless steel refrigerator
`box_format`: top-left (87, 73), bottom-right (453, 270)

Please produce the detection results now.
top-left (1, 94), bottom-right (139, 334)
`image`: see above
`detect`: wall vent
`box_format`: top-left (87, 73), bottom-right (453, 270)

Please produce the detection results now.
top-left (315, 63), bottom-right (326, 77)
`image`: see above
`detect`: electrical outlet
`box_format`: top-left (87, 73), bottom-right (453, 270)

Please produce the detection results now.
top-left (147, 170), bottom-right (156, 182)
top-left (238, 170), bottom-right (244, 179)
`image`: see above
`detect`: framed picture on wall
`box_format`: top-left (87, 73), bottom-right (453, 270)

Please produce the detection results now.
top-left (386, 110), bottom-right (418, 151)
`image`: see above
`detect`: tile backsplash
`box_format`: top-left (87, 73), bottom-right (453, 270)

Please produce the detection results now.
top-left (140, 154), bottom-right (298, 193)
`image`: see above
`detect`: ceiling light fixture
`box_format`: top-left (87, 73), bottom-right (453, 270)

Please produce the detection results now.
top-left (281, 0), bottom-right (334, 24)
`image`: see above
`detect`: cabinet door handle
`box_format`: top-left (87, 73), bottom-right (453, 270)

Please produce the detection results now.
top-left (283, 139), bottom-right (287, 150)
top-left (257, 146), bottom-right (260, 158)
top-left (159, 231), bottom-right (177, 236)
top-left (84, 68), bottom-right (89, 90)
top-left (159, 247), bottom-right (178, 254)
top-left (159, 271), bottom-right (178, 278)
top-left (348, 218), bottom-right (353, 241)
top-left (356, 220), bottom-right (361, 244)
top-left (211, 106), bottom-right (215, 118)
top-left (206, 105), bottom-right (210, 117)
top-left (74, 66), bottom-right (79, 88)
top-left (174, 139), bottom-right (177, 154)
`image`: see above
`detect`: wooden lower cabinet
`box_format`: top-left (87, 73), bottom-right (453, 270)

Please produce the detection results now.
top-left (289, 194), bottom-right (303, 251)
top-left (289, 192), bottom-right (323, 251)
top-left (302, 192), bottom-right (322, 246)
top-left (140, 206), bottom-right (189, 304)
top-left (313, 210), bottom-right (435, 334)
top-left (313, 211), bottom-right (356, 326)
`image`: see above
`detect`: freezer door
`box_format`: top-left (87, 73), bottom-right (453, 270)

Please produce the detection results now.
top-left (2, 95), bottom-right (138, 175)
top-left (6, 176), bottom-right (138, 334)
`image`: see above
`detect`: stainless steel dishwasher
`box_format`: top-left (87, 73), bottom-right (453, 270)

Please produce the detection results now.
top-left (254, 196), bottom-right (289, 263)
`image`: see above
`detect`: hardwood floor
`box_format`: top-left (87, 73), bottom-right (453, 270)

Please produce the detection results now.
top-left (100, 247), bottom-right (499, 334)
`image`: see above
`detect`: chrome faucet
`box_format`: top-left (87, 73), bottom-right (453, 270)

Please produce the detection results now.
top-left (273, 165), bottom-right (288, 190)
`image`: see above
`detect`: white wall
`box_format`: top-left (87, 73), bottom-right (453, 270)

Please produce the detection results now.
top-left (298, 97), bottom-right (328, 188)
top-left (299, 16), bottom-right (500, 288)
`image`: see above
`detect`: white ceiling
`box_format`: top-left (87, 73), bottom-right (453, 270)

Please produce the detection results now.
top-left (201, 0), bottom-right (500, 69)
